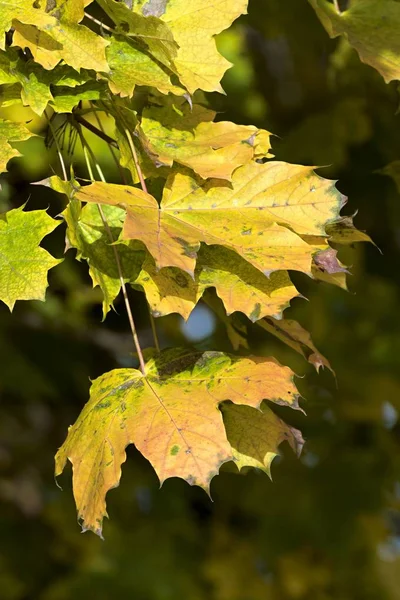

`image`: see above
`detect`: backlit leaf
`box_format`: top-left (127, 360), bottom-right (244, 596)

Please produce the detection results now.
top-left (136, 245), bottom-right (298, 321)
top-left (222, 402), bottom-right (304, 476)
top-left (309, 0), bottom-right (400, 83)
top-left (257, 317), bottom-right (333, 373)
top-left (0, 119), bottom-right (36, 173)
top-left (140, 100), bottom-right (273, 179)
top-left (63, 200), bottom-right (144, 318)
top-left (0, 0), bottom-right (54, 50)
top-left (12, 0), bottom-right (109, 72)
top-left (137, 0), bottom-right (249, 93)
top-left (55, 348), bottom-right (300, 536)
top-left (105, 36), bottom-right (184, 97)
top-left (77, 162), bottom-right (342, 276)
top-left (0, 206), bottom-right (61, 310)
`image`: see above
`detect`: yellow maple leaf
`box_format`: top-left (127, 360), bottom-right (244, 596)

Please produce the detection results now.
top-left (140, 100), bottom-right (273, 179)
top-left (55, 348), bottom-right (299, 536)
top-left (142, 0), bottom-right (249, 93)
top-left (136, 246), bottom-right (298, 321)
top-left (76, 162), bottom-right (342, 275)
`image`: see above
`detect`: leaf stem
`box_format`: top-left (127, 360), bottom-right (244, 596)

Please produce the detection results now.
top-left (45, 109), bottom-right (68, 181)
top-left (90, 102), bottom-right (127, 184)
top-left (124, 128), bottom-right (148, 193)
top-left (333, 0), bottom-right (341, 13)
top-left (74, 114), bottom-right (119, 149)
top-left (124, 127), bottom-right (161, 351)
top-left (79, 128), bottom-right (146, 374)
top-left (149, 309), bottom-right (160, 352)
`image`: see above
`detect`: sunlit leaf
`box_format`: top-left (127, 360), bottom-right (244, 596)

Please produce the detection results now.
top-left (77, 162), bottom-right (342, 276)
top-left (55, 348), bottom-right (300, 536)
top-left (140, 100), bottom-right (273, 179)
top-left (0, 119), bottom-right (36, 173)
top-left (309, 0), bottom-right (400, 83)
top-left (0, 206), bottom-right (61, 310)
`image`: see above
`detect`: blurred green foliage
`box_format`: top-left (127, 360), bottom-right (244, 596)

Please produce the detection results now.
top-left (1, 0), bottom-right (400, 598)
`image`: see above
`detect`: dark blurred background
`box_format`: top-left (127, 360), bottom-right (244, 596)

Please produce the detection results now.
top-left (1, 0), bottom-right (400, 598)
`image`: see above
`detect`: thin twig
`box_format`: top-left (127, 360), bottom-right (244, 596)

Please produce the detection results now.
top-left (149, 309), bottom-right (160, 352)
top-left (124, 128), bottom-right (148, 193)
top-left (90, 102), bottom-right (127, 184)
top-left (45, 109), bottom-right (68, 181)
top-left (124, 127), bottom-right (161, 351)
top-left (79, 128), bottom-right (146, 374)
top-left (74, 114), bottom-right (119, 149)
top-left (333, 0), bottom-right (341, 13)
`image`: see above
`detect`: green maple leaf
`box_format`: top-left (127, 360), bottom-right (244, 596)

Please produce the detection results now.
top-left (309, 0), bottom-right (400, 83)
top-left (0, 119), bottom-right (36, 173)
top-left (222, 402), bottom-right (304, 476)
top-left (55, 348), bottom-right (300, 536)
top-left (76, 162), bottom-right (343, 277)
top-left (0, 206), bottom-right (62, 310)
top-left (105, 36), bottom-right (184, 97)
top-left (97, 0), bottom-right (178, 70)
top-left (63, 200), bottom-right (144, 318)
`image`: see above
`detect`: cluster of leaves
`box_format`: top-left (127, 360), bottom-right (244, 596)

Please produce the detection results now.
top-left (0, 0), bottom-right (371, 537)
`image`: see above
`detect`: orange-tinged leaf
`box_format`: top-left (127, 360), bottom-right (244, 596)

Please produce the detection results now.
top-left (77, 161), bottom-right (341, 276)
top-left (55, 349), bottom-right (299, 536)
top-left (140, 101), bottom-right (273, 179)
top-left (222, 403), bottom-right (304, 476)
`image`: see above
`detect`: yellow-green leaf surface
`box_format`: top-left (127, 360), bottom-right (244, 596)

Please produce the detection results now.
top-left (12, 0), bottom-right (109, 72)
top-left (326, 215), bottom-right (372, 245)
top-left (0, 0), bottom-right (54, 50)
top-left (309, 0), bottom-right (400, 83)
top-left (257, 317), bottom-right (332, 372)
top-left (136, 246), bottom-right (298, 321)
top-left (55, 348), bottom-right (300, 536)
top-left (140, 101), bottom-right (273, 179)
top-left (0, 119), bottom-right (35, 173)
top-left (77, 162), bottom-right (342, 276)
top-left (222, 403), bottom-right (304, 475)
top-left (0, 206), bottom-right (61, 310)
top-left (50, 81), bottom-right (103, 113)
top-left (141, 0), bottom-right (249, 93)
top-left (106, 36), bottom-right (183, 97)
top-left (97, 0), bottom-right (178, 70)
top-left (63, 201), bottom-right (144, 317)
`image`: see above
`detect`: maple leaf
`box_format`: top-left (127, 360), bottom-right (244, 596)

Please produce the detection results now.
top-left (133, 0), bottom-right (249, 93)
top-left (51, 81), bottom-right (104, 113)
top-left (0, 0), bottom-right (54, 50)
top-left (105, 36), bottom-right (184, 97)
top-left (76, 162), bottom-right (342, 276)
top-left (12, 0), bottom-right (109, 72)
top-left (221, 402), bottom-right (304, 476)
top-left (96, 0), bottom-right (178, 70)
top-left (326, 215), bottom-right (372, 245)
top-left (139, 100), bottom-right (273, 180)
top-left (202, 289), bottom-right (249, 351)
top-left (312, 247), bottom-right (349, 290)
top-left (63, 200), bottom-right (144, 317)
top-left (0, 206), bottom-right (61, 310)
top-left (135, 245), bottom-right (298, 322)
top-left (257, 317), bottom-right (333, 373)
top-left (0, 49), bottom-right (54, 115)
top-left (0, 119), bottom-right (36, 173)
top-left (309, 0), bottom-right (400, 83)
top-left (55, 348), bottom-right (300, 536)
